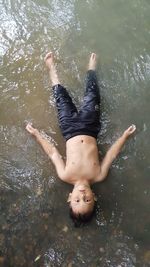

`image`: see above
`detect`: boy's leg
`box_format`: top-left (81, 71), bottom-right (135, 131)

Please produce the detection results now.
top-left (79, 53), bottom-right (101, 137)
top-left (53, 84), bottom-right (78, 124)
top-left (45, 52), bottom-right (78, 140)
top-left (45, 52), bottom-right (60, 86)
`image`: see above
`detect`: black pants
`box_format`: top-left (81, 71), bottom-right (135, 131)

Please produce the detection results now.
top-left (53, 70), bottom-right (101, 141)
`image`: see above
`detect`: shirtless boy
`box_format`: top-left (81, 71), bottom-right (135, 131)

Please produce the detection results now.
top-left (26, 52), bottom-right (136, 224)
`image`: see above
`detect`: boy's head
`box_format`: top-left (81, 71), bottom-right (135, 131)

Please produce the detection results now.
top-left (67, 183), bottom-right (97, 225)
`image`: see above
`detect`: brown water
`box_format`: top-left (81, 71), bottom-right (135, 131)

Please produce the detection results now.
top-left (0, 0), bottom-right (150, 266)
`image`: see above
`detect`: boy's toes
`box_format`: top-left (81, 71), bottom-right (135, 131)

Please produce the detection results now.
top-left (44, 52), bottom-right (53, 61)
top-left (91, 53), bottom-right (96, 59)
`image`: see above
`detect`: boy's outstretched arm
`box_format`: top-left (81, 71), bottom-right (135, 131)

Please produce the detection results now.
top-left (95, 125), bottom-right (136, 183)
top-left (26, 123), bottom-right (66, 181)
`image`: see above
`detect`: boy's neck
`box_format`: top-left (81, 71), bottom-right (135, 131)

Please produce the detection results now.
top-left (74, 180), bottom-right (91, 188)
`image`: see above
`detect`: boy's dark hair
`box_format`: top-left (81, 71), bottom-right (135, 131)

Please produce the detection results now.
top-left (69, 205), bottom-right (96, 227)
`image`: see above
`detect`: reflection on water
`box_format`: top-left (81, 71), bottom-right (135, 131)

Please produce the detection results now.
top-left (0, 0), bottom-right (150, 266)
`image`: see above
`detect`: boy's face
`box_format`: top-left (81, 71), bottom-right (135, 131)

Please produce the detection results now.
top-left (67, 184), bottom-right (96, 215)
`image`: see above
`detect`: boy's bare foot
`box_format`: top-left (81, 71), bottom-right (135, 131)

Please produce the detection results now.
top-left (44, 52), bottom-right (54, 69)
top-left (88, 53), bottom-right (97, 71)
top-left (44, 52), bottom-right (60, 86)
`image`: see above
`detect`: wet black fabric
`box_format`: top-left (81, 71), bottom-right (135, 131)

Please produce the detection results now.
top-left (52, 70), bottom-right (101, 141)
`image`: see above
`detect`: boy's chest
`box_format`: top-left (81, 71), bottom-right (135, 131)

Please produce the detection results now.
top-left (65, 159), bottom-right (100, 182)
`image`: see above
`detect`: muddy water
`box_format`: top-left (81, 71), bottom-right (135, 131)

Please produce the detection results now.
top-left (0, 0), bottom-right (150, 266)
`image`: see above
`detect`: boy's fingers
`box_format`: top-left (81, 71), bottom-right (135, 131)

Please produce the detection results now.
top-left (131, 124), bottom-right (136, 130)
top-left (26, 123), bottom-right (32, 128)
top-left (26, 123), bottom-right (34, 133)
top-left (128, 124), bottom-right (136, 133)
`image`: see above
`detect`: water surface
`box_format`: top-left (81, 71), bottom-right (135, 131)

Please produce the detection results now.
top-left (0, 0), bottom-right (150, 266)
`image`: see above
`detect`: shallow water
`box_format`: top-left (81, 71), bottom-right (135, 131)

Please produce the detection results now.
top-left (0, 0), bottom-right (150, 266)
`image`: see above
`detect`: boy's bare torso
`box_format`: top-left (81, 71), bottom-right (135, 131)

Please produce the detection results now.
top-left (64, 135), bottom-right (101, 184)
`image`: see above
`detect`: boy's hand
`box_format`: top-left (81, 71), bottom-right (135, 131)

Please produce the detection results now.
top-left (123, 124), bottom-right (136, 138)
top-left (95, 124), bottom-right (136, 183)
top-left (26, 123), bottom-right (39, 136)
